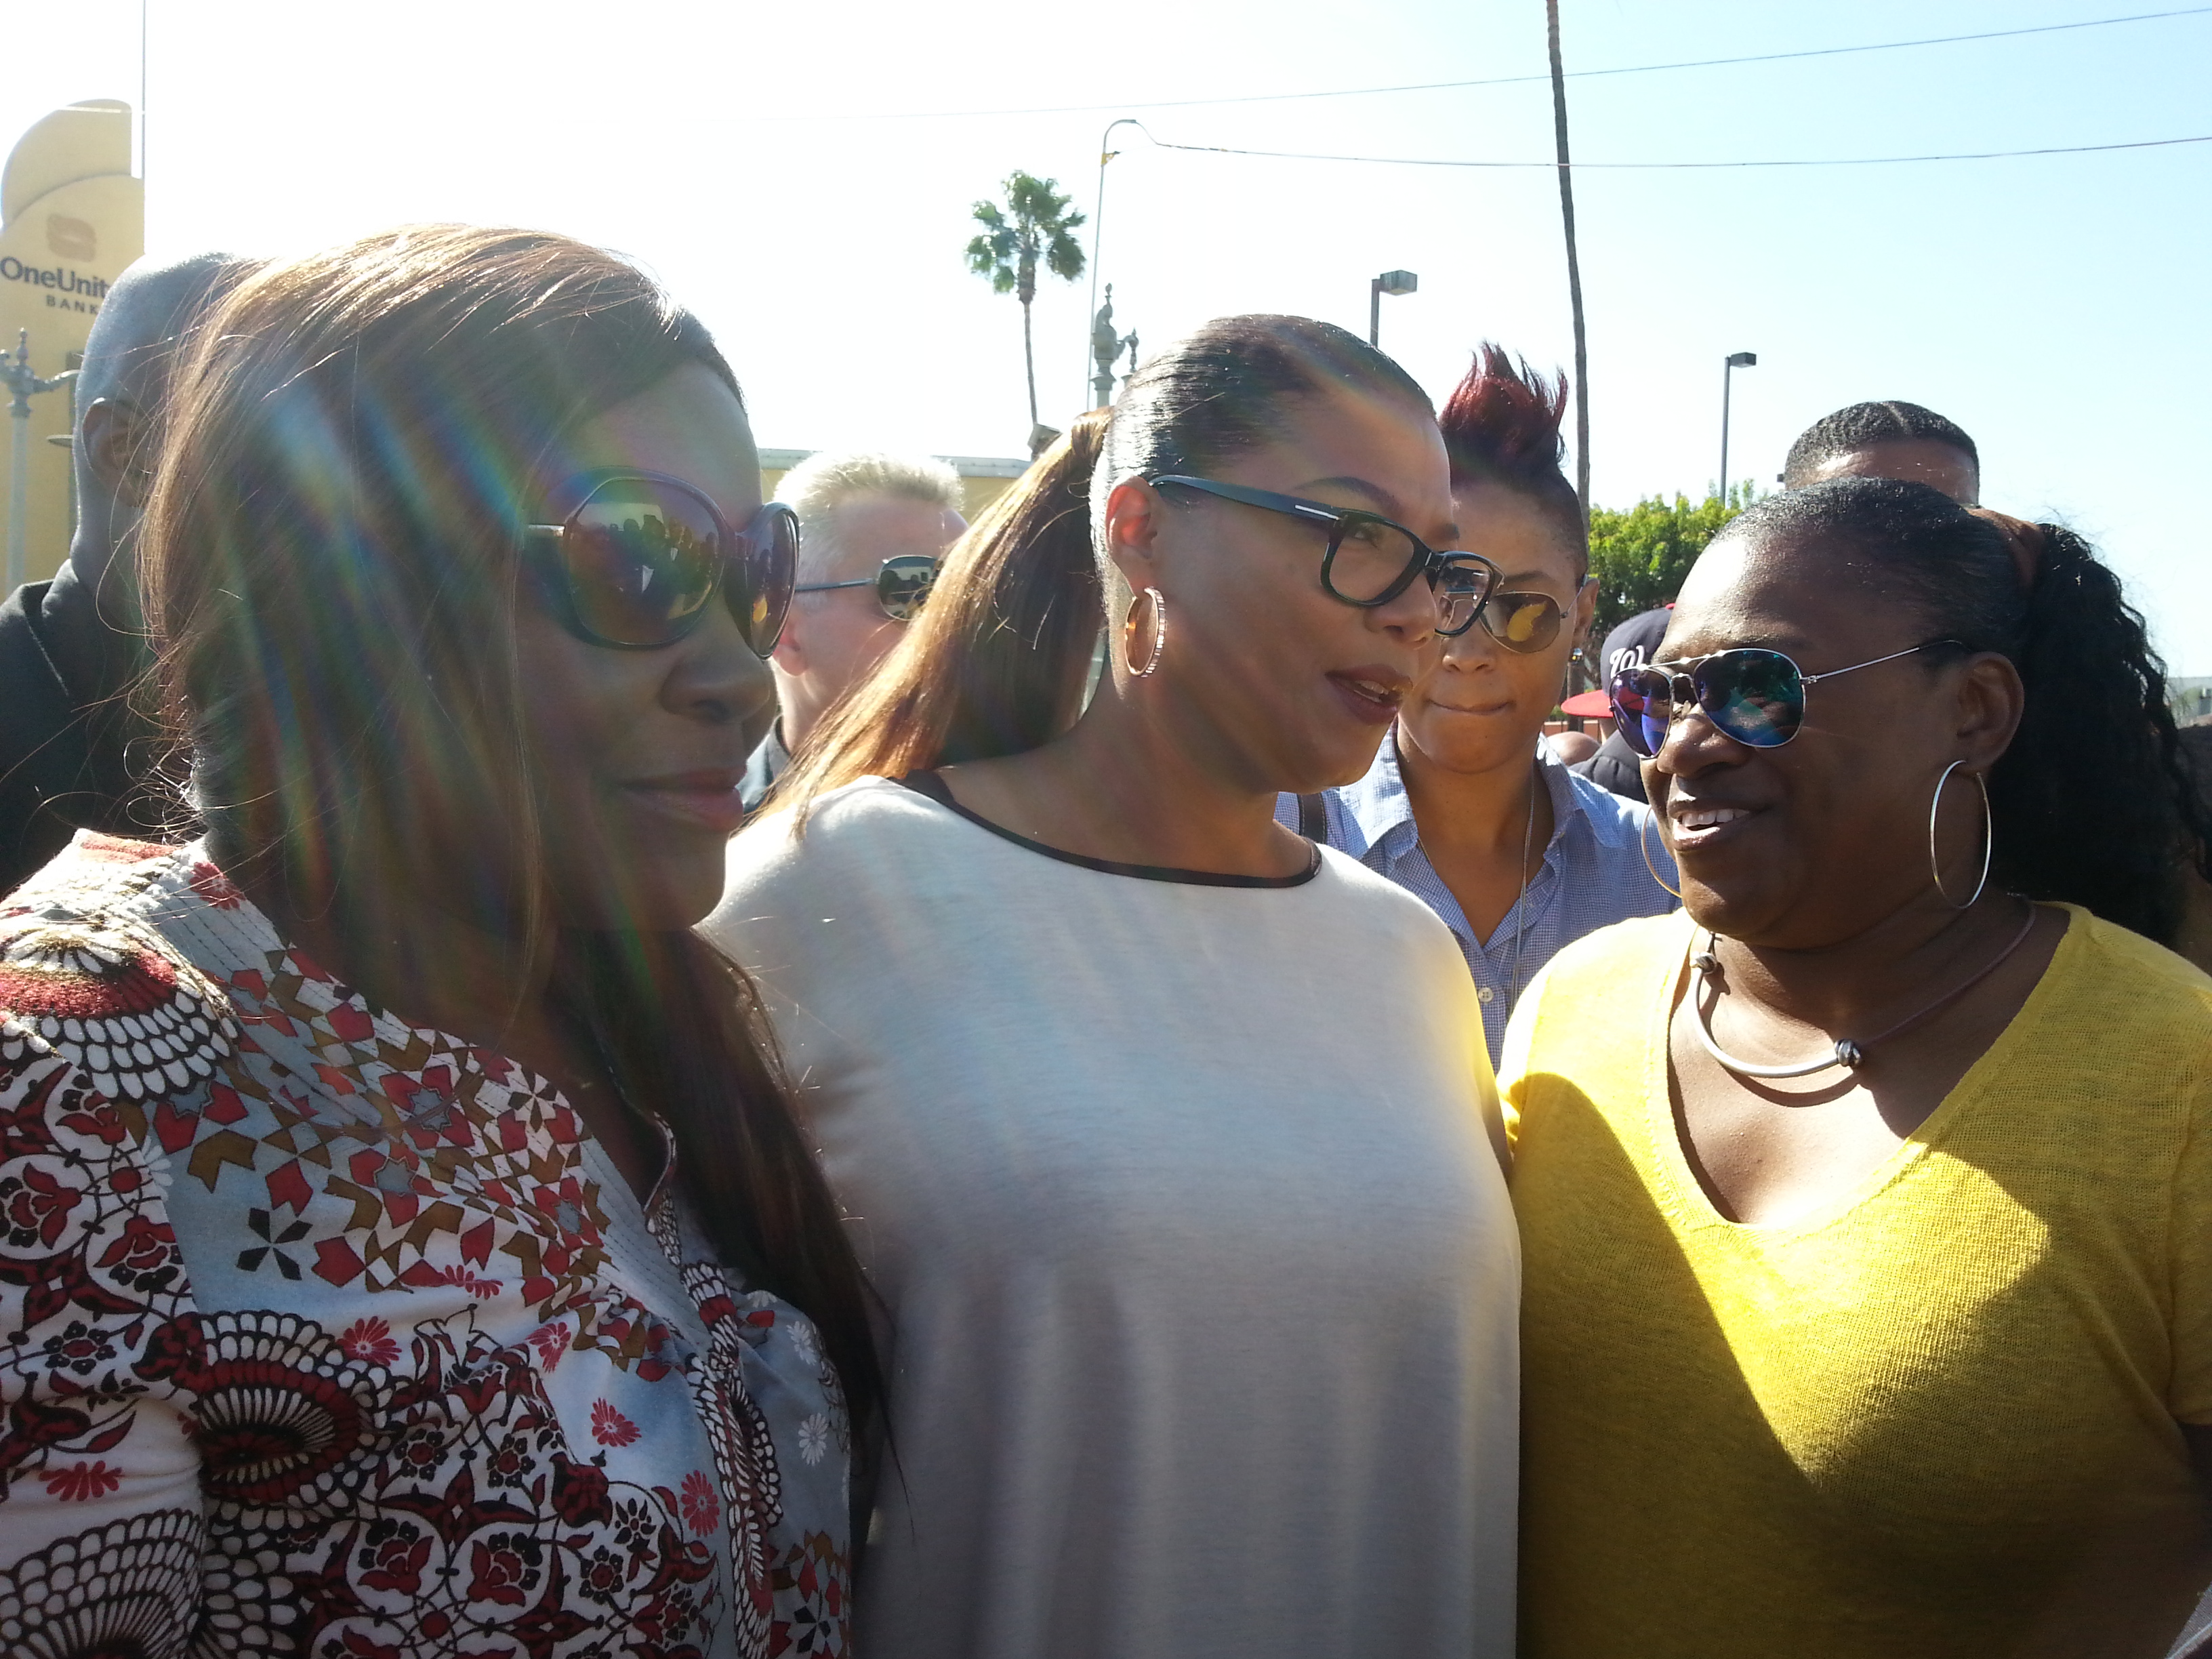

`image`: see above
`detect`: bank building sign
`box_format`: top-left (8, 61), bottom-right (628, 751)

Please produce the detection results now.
top-left (0, 99), bottom-right (144, 585)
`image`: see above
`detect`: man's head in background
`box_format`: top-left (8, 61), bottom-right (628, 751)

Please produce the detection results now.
top-left (69, 251), bottom-right (258, 603)
top-left (1781, 400), bottom-right (1980, 506)
top-left (771, 451), bottom-right (966, 752)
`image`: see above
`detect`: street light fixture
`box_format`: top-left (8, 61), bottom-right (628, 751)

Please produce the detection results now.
top-left (1082, 117), bottom-right (1147, 412)
top-left (1370, 270), bottom-right (1418, 348)
top-left (1719, 350), bottom-right (1757, 502)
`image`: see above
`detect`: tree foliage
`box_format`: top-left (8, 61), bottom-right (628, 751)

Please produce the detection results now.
top-left (1585, 482), bottom-right (1758, 644)
top-left (964, 171), bottom-right (1086, 302)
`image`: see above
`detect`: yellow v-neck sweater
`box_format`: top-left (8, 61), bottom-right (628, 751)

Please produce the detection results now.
top-left (1502, 905), bottom-right (2212, 1659)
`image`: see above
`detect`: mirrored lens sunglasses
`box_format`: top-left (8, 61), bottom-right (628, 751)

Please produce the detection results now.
top-left (1609, 641), bottom-right (1957, 758)
top-left (526, 470), bottom-right (797, 653)
top-left (794, 553), bottom-right (941, 621)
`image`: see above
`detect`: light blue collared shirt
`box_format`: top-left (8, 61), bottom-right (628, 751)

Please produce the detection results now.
top-left (1279, 731), bottom-right (1679, 1065)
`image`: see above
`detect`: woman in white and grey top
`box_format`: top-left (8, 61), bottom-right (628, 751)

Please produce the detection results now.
top-left (708, 319), bottom-right (1519, 1658)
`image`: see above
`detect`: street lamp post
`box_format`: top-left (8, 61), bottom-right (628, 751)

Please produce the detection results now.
top-left (1370, 270), bottom-right (1418, 348)
top-left (1719, 350), bottom-right (1757, 503)
top-left (1082, 118), bottom-right (1145, 413)
top-left (1, 331), bottom-right (77, 594)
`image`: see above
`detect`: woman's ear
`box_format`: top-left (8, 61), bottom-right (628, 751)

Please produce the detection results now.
top-left (1956, 650), bottom-right (2026, 773)
top-left (1100, 476), bottom-right (1164, 592)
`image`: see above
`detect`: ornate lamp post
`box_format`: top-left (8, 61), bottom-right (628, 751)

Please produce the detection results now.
top-left (1090, 285), bottom-right (1139, 409)
top-left (2, 331), bottom-right (78, 592)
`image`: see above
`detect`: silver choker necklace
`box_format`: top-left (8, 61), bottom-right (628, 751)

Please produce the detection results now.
top-left (1688, 905), bottom-right (2039, 1080)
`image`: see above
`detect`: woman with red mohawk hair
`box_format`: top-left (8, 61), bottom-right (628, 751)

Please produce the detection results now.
top-left (1286, 344), bottom-right (1677, 1063)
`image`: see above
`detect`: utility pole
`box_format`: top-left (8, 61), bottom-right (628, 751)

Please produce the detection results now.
top-left (1, 331), bottom-right (77, 593)
top-left (1545, 0), bottom-right (1589, 526)
top-left (1720, 351), bottom-right (1757, 501)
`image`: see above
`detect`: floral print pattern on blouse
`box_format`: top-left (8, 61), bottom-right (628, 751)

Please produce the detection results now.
top-left (0, 834), bottom-right (850, 1658)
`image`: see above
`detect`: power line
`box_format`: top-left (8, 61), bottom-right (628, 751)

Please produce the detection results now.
top-left (769, 6), bottom-right (2212, 123)
top-left (1140, 130), bottom-right (2212, 171)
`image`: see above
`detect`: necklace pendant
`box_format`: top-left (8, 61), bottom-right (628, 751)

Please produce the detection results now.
top-left (1692, 950), bottom-right (1720, 977)
top-left (1834, 1038), bottom-right (1865, 1070)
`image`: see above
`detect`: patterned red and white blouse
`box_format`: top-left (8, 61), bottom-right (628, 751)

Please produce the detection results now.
top-left (0, 834), bottom-right (850, 1658)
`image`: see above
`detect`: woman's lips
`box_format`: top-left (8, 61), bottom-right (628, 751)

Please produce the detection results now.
top-left (1326, 670), bottom-right (1407, 728)
top-left (624, 773), bottom-right (749, 836)
top-left (1666, 802), bottom-right (1758, 850)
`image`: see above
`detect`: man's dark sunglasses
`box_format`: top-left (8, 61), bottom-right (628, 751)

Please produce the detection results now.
top-left (526, 469), bottom-right (797, 652)
top-left (1610, 641), bottom-right (1961, 758)
top-left (795, 553), bottom-right (939, 622)
top-left (1147, 474), bottom-right (1500, 636)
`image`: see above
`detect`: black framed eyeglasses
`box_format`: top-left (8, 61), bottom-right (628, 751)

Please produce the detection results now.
top-left (1147, 474), bottom-right (1500, 636)
top-left (795, 553), bottom-right (940, 621)
top-left (1609, 640), bottom-right (1962, 758)
top-left (525, 469), bottom-right (798, 653)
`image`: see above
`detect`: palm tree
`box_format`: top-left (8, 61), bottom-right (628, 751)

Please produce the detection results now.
top-left (966, 171), bottom-right (1086, 451)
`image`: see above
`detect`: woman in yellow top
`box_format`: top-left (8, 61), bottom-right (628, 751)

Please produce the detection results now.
top-left (1502, 476), bottom-right (2212, 1658)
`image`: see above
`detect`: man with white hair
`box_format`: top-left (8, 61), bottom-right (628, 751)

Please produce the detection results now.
top-left (741, 450), bottom-right (966, 813)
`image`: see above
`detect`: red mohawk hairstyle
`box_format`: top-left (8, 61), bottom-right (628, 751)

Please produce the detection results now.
top-left (1439, 343), bottom-right (1586, 563)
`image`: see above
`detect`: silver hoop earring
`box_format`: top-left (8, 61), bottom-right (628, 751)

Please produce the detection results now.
top-left (1929, 760), bottom-right (1992, 909)
top-left (1125, 586), bottom-right (1168, 678)
top-left (1640, 808), bottom-right (1683, 900)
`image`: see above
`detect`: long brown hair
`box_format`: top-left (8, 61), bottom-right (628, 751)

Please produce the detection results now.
top-left (138, 224), bottom-right (881, 1429)
top-left (773, 315), bottom-right (1431, 820)
top-left (771, 407), bottom-right (1111, 815)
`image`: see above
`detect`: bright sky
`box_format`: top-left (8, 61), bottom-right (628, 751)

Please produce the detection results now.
top-left (7, 1), bottom-right (2208, 668)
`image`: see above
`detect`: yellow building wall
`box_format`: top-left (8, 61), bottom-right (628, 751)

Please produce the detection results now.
top-left (0, 100), bottom-right (143, 588)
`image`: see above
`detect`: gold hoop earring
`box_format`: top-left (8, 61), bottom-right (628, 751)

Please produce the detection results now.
top-left (1640, 809), bottom-right (1683, 900)
top-left (1124, 586), bottom-right (1168, 678)
top-left (1929, 760), bottom-right (1993, 909)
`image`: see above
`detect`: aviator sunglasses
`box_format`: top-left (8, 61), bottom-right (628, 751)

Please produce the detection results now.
top-left (1610, 640), bottom-right (1963, 758)
top-left (795, 553), bottom-right (940, 622)
top-left (1147, 474), bottom-right (1500, 636)
top-left (1466, 580), bottom-right (1595, 655)
top-left (525, 469), bottom-right (798, 652)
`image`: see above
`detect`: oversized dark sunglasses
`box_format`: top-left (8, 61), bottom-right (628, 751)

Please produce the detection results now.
top-left (795, 553), bottom-right (940, 622)
top-left (525, 469), bottom-right (798, 652)
top-left (1610, 641), bottom-right (1960, 758)
top-left (1147, 474), bottom-right (1500, 636)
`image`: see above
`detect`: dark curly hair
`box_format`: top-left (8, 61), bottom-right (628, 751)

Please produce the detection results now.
top-left (1438, 344), bottom-right (1585, 567)
top-left (1725, 477), bottom-right (2209, 946)
top-left (1782, 400), bottom-right (1978, 489)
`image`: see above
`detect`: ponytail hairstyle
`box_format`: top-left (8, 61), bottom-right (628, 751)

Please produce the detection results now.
top-left (1721, 476), bottom-right (2211, 946)
top-left (1438, 343), bottom-right (1586, 562)
top-left (775, 314), bottom-right (1432, 822)
top-left (771, 407), bottom-right (1111, 817)
top-left (138, 224), bottom-right (881, 1431)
